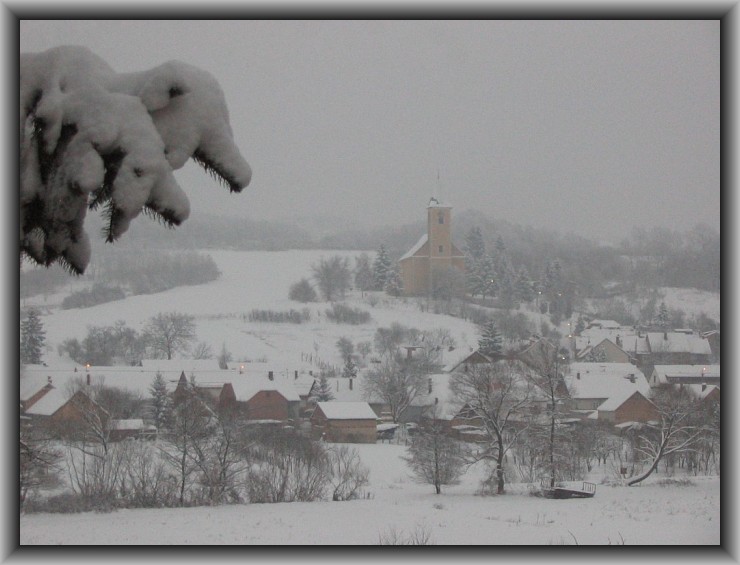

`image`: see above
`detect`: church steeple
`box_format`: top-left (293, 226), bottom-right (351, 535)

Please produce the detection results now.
top-left (427, 197), bottom-right (452, 259)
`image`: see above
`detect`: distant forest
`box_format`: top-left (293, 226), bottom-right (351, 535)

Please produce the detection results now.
top-left (20, 210), bottom-right (719, 300)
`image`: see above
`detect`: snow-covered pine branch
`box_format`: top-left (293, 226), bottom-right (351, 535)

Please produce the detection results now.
top-left (20, 45), bottom-right (252, 274)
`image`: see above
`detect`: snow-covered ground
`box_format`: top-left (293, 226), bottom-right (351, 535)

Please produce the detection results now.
top-left (32, 249), bottom-right (483, 373)
top-left (20, 442), bottom-right (719, 545)
top-left (19, 250), bottom-right (722, 547)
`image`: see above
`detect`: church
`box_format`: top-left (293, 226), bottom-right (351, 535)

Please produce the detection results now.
top-left (398, 198), bottom-right (466, 296)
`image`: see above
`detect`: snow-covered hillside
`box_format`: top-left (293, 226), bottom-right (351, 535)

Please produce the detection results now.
top-left (35, 250), bottom-right (481, 372)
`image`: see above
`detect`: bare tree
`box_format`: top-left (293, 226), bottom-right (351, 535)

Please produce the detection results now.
top-left (363, 356), bottom-right (427, 424)
top-left (327, 445), bottom-right (370, 501)
top-left (627, 386), bottom-right (705, 486)
top-left (20, 425), bottom-right (62, 508)
top-left (191, 341), bottom-right (214, 360)
top-left (160, 387), bottom-right (214, 506)
top-left (143, 311), bottom-right (197, 360)
top-left (450, 359), bottom-right (534, 494)
top-left (312, 255), bottom-right (351, 302)
top-left (517, 341), bottom-right (569, 488)
top-left (403, 412), bottom-right (467, 494)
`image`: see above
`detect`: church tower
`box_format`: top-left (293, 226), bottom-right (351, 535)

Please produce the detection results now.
top-left (427, 197), bottom-right (452, 262)
top-left (398, 198), bottom-right (465, 296)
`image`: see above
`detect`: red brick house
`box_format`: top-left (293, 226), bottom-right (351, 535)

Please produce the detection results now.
top-left (597, 390), bottom-right (658, 425)
top-left (311, 402), bottom-right (378, 443)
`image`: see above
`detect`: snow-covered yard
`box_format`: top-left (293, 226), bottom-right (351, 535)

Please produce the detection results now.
top-left (20, 443), bottom-right (719, 545)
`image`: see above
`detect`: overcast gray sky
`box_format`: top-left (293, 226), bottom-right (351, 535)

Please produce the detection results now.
top-left (20, 19), bottom-right (720, 244)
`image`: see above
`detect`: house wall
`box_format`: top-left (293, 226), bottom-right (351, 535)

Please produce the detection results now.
top-left (601, 395), bottom-right (657, 424)
top-left (311, 411), bottom-right (377, 443)
top-left (400, 254), bottom-right (429, 296)
top-left (246, 391), bottom-right (290, 420)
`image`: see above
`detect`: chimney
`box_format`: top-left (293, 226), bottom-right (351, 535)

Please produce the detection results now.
top-left (294, 370), bottom-right (298, 380)
top-left (349, 378), bottom-right (353, 390)
top-left (576, 372), bottom-right (580, 380)
top-left (628, 374), bottom-right (635, 384)
top-left (268, 371), bottom-right (274, 381)
top-left (435, 397), bottom-right (439, 405)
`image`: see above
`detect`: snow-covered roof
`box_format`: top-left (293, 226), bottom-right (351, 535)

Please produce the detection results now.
top-left (646, 333), bottom-right (712, 355)
top-left (140, 359), bottom-right (222, 373)
top-left (427, 197), bottom-right (451, 208)
top-left (409, 373), bottom-right (458, 419)
top-left (651, 364), bottom-right (720, 385)
top-left (399, 234), bottom-right (428, 261)
top-left (316, 401), bottom-right (377, 420)
top-left (315, 376), bottom-right (384, 404)
top-left (586, 320), bottom-right (622, 330)
top-left (20, 365), bottom-right (181, 399)
top-left (23, 386), bottom-right (68, 416)
top-left (597, 389), bottom-right (649, 412)
top-left (565, 363), bottom-right (649, 400)
top-left (225, 379), bottom-right (301, 403)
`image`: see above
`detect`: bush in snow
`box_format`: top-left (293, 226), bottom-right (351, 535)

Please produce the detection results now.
top-left (246, 428), bottom-right (330, 503)
top-left (327, 445), bottom-right (369, 501)
top-left (325, 303), bottom-right (371, 325)
top-left (20, 45), bottom-right (251, 274)
top-left (289, 278), bottom-right (318, 303)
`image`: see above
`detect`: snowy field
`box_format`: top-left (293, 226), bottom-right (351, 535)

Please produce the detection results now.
top-left (20, 442), bottom-right (720, 546)
top-left (29, 249), bottom-right (484, 372)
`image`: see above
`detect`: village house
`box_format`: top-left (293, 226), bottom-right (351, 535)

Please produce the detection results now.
top-left (564, 363), bottom-right (650, 414)
top-left (310, 401), bottom-right (378, 443)
top-left (574, 338), bottom-right (633, 364)
top-left (398, 198), bottom-right (465, 296)
top-left (649, 364), bottom-right (720, 389)
top-left (306, 376), bottom-right (388, 419)
top-left (595, 390), bottom-right (658, 425)
top-left (644, 331), bottom-right (713, 368)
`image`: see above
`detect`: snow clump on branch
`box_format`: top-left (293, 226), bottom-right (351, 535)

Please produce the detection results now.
top-left (20, 45), bottom-right (252, 274)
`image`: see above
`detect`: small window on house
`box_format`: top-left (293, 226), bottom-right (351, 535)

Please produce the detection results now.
top-left (438, 213), bottom-right (444, 224)
top-left (439, 245), bottom-right (444, 253)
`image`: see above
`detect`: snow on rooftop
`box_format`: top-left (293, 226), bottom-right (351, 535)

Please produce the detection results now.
top-left (399, 234), bottom-right (428, 261)
top-left (316, 401), bottom-right (377, 420)
top-left (140, 359), bottom-right (221, 373)
top-left (23, 387), bottom-right (68, 416)
top-left (597, 389), bottom-right (647, 412)
top-left (565, 363), bottom-right (649, 400)
top-left (228, 379), bottom-right (300, 402)
top-left (646, 332), bottom-right (712, 355)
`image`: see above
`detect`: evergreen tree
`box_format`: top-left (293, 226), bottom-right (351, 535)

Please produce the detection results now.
top-left (515, 267), bottom-right (534, 303)
top-left (311, 374), bottom-right (335, 403)
top-left (478, 320), bottom-right (503, 356)
top-left (574, 316), bottom-right (586, 335)
top-left (372, 245), bottom-right (393, 291)
top-left (384, 268), bottom-right (403, 297)
top-left (658, 301), bottom-right (670, 329)
top-left (20, 309), bottom-right (45, 365)
top-left (149, 371), bottom-right (173, 432)
top-left (354, 253), bottom-right (375, 296)
top-left (217, 342), bottom-right (232, 370)
top-left (342, 356), bottom-right (358, 380)
top-left (464, 226), bottom-right (486, 263)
